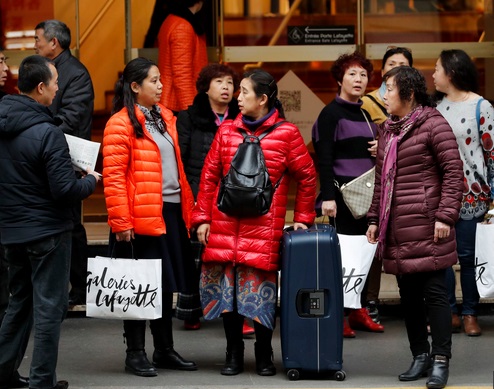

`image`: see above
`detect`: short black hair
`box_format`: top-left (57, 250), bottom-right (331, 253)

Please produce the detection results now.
top-left (381, 47), bottom-right (413, 69)
top-left (383, 66), bottom-right (433, 107)
top-left (18, 55), bottom-right (54, 93)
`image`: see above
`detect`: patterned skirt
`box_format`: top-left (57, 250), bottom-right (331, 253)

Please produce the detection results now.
top-left (199, 263), bottom-right (278, 330)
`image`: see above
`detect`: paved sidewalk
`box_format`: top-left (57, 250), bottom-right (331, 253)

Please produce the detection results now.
top-left (16, 307), bottom-right (494, 389)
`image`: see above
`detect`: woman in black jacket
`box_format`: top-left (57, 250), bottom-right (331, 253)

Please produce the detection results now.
top-left (175, 63), bottom-right (245, 330)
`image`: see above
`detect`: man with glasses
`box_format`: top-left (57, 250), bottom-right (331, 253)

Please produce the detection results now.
top-left (0, 55), bottom-right (99, 389)
top-left (34, 20), bottom-right (95, 308)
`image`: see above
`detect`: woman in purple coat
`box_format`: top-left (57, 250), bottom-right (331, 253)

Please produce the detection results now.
top-left (366, 66), bottom-right (463, 389)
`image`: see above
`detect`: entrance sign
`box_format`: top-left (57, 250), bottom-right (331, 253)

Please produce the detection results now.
top-left (277, 70), bottom-right (326, 147)
top-left (288, 26), bottom-right (355, 45)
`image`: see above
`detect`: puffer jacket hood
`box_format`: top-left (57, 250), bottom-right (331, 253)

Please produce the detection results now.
top-left (0, 94), bottom-right (58, 139)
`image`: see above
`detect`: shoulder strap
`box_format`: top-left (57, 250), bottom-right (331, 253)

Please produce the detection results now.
top-left (364, 94), bottom-right (388, 117)
top-left (259, 120), bottom-right (287, 141)
top-left (476, 98), bottom-right (484, 132)
top-left (239, 120), bottom-right (287, 142)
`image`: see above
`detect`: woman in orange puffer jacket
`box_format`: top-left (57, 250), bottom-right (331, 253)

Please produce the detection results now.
top-left (157, 0), bottom-right (208, 112)
top-left (103, 57), bottom-right (197, 378)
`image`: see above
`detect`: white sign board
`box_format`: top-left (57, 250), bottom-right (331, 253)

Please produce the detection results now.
top-left (277, 70), bottom-right (326, 146)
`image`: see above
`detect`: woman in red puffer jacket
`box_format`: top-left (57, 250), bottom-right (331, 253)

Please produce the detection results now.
top-left (192, 69), bottom-right (316, 377)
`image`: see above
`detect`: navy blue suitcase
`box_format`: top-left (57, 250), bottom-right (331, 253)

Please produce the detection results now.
top-left (280, 225), bottom-right (345, 381)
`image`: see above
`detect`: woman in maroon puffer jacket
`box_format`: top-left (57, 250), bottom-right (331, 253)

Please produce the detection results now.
top-left (192, 69), bottom-right (316, 377)
top-left (366, 66), bottom-right (463, 389)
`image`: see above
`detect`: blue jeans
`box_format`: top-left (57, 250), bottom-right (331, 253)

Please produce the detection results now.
top-left (0, 231), bottom-right (71, 389)
top-left (446, 216), bottom-right (482, 316)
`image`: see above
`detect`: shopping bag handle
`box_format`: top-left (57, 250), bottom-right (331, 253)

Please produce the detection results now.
top-left (109, 240), bottom-right (137, 260)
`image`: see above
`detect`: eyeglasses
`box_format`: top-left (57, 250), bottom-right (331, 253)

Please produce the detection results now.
top-left (386, 46), bottom-right (412, 54)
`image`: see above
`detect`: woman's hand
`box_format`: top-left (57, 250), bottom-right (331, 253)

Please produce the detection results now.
top-left (116, 229), bottom-right (134, 242)
top-left (321, 200), bottom-right (337, 218)
top-left (368, 139), bottom-right (378, 158)
top-left (366, 224), bottom-right (378, 244)
top-left (434, 221), bottom-right (451, 242)
top-left (197, 223), bottom-right (211, 245)
top-left (293, 222), bottom-right (308, 230)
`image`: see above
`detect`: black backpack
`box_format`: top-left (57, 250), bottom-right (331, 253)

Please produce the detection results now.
top-left (217, 121), bottom-right (286, 218)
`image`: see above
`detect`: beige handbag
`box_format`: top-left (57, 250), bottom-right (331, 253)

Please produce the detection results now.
top-left (334, 110), bottom-right (376, 219)
top-left (335, 167), bottom-right (375, 219)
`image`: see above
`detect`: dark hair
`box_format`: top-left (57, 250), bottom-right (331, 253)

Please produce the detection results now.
top-left (35, 20), bottom-right (71, 50)
top-left (18, 55), bottom-right (54, 93)
top-left (112, 57), bottom-right (157, 138)
top-left (433, 49), bottom-right (479, 102)
top-left (383, 66), bottom-right (434, 107)
top-left (183, 0), bottom-right (207, 7)
top-left (330, 51), bottom-right (374, 86)
top-left (381, 47), bottom-right (413, 69)
top-left (243, 69), bottom-right (285, 118)
top-left (196, 63), bottom-right (240, 93)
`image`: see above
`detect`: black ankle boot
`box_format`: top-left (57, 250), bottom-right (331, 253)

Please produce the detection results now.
top-left (399, 353), bottom-right (431, 381)
top-left (426, 355), bottom-right (449, 389)
top-left (125, 350), bottom-right (158, 377)
top-left (123, 322), bottom-right (158, 377)
top-left (254, 342), bottom-right (276, 376)
top-left (150, 314), bottom-right (197, 371)
top-left (153, 348), bottom-right (197, 371)
top-left (221, 341), bottom-right (244, 376)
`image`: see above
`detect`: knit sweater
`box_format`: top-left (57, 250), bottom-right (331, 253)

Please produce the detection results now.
top-left (312, 95), bottom-right (377, 202)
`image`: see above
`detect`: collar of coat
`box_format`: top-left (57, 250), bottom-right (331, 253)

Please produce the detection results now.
top-left (187, 92), bottom-right (240, 132)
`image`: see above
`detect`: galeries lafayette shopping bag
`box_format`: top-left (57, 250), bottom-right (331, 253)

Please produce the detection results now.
top-left (475, 222), bottom-right (494, 298)
top-left (338, 234), bottom-right (378, 309)
top-left (86, 256), bottom-right (162, 319)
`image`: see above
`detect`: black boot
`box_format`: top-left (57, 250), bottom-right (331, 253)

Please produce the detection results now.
top-left (426, 355), bottom-right (449, 389)
top-left (221, 341), bottom-right (244, 376)
top-left (221, 312), bottom-right (245, 376)
top-left (253, 320), bottom-right (276, 376)
top-left (123, 321), bottom-right (157, 377)
top-left (150, 317), bottom-right (197, 371)
top-left (254, 342), bottom-right (276, 376)
top-left (399, 353), bottom-right (431, 381)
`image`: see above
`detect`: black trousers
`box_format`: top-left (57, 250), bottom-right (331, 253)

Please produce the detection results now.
top-left (397, 269), bottom-right (452, 359)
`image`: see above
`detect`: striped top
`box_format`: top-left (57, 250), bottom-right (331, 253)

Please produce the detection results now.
top-left (312, 95), bottom-right (377, 201)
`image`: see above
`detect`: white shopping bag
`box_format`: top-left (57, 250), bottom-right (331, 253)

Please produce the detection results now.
top-left (475, 222), bottom-right (494, 298)
top-left (338, 234), bottom-right (378, 309)
top-left (86, 256), bottom-right (162, 319)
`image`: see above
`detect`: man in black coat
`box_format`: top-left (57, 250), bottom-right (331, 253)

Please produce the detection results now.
top-left (34, 19), bottom-right (95, 306)
top-left (0, 48), bottom-right (9, 327)
top-left (0, 55), bottom-right (100, 389)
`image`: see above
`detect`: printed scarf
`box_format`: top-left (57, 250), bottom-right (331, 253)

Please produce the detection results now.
top-left (377, 105), bottom-right (424, 258)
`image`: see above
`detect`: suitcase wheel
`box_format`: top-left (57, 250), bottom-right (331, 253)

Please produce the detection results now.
top-left (286, 368), bottom-right (300, 381)
top-left (334, 370), bottom-right (346, 381)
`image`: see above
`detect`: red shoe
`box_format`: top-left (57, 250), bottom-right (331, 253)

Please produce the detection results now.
top-left (348, 308), bottom-right (384, 332)
top-left (343, 317), bottom-right (356, 338)
top-left (242, 319), bottom-right (255, 336)
top-left (184, 319), bottom-right (201, 330)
